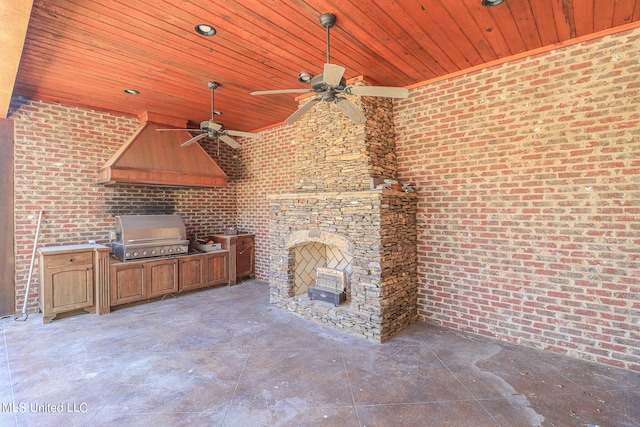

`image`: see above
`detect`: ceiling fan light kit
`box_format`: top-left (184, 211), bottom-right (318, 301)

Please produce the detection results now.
top-left (297, 72), bottom-right (314, 83)
top-left (250, 13), bottom-right (409, 124)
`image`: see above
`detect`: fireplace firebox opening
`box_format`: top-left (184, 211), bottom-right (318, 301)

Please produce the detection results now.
top-left (292, 241), bottom-right (352, 301)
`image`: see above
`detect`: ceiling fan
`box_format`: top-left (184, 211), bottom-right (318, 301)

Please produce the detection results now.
top-left (250, 13), bottom-right (409, 125)
top-left (157, 81), bottom-right (262, 148)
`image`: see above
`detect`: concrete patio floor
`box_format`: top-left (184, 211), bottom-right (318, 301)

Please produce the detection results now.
top-left (1, 279), bottom-right (638, 426)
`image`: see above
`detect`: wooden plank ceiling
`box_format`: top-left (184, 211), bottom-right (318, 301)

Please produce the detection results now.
top-left (5, 0), bottom-right (640, 132)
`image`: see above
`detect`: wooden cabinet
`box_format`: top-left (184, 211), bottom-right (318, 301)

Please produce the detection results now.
top-left (106, 252), bottom-right (229, 310)
top-left (235, 235), bottom-right (255, 280)
top-left (147, 258), bottom-right (179, 297)
top-left (179, 254), bottom-right (205, 292)
top-left (110, 260), bottom-right (145, 306)
top-left (212, 234), bottom-right (255, 285)
top-left (109, 257), bottom-right (178, 307)
top-left (203, 251), bottom-right (229, 287)
top-left (179, 251), bottom-right (229, 292)
top-left (38, 244), bottom-right (109, 323)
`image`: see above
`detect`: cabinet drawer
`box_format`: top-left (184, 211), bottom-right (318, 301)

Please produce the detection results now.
top-left (44, 252), bottom-right (93, 268)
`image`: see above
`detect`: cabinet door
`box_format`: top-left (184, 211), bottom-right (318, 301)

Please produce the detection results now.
top-left (235, 236), bottom-right (255, 279)
top-left (110, 262), bottom-right (145, 305)
top-left (179, 255), bottom-right (205, 292)
top-left (147, 258), bottom-right (179, 297)
top-left (46, 264), bottom-right (94, 313)
top-left (204, 252), bottom-right (229, 286)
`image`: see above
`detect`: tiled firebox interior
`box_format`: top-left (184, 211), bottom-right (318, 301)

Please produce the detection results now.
top-left (1, 280), bottom-right (638, 427)
top-left (292, 242), bottom-right (351, 296)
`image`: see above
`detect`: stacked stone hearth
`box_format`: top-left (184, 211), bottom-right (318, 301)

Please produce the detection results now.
top-left (269, 81), bottom-right (417, 342)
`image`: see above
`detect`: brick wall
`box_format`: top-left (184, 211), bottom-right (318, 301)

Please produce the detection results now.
top-left (10, 97), bottom-right (238, 313)
top-left (394, 28), bottom-right (640, 371)
top-left (235, 122), bottom-right (297, 280)
top-left (9, 26), bottom-right (639, 370)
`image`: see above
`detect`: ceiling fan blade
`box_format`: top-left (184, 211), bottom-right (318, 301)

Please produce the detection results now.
top-left (335, 98), bottom-right (366, 124)
top-left (323, 63), bottom-right (345, 86)
top-left (345, 85), bottom-right (409, 98)
top-left (156, 128), bottom-right (199, 131)
top-left (219, 134), bottom-right (241, 149)
top-left (227, 130), bottom-right (263, 140)
top-left (285, 98), bottom-right (321, 123)
top-left (181, 133), bottom-right (208, 147)
top-left (206, 121), bottom-right (223, 131)
top-left (251, 89), bottom-right (312, 96)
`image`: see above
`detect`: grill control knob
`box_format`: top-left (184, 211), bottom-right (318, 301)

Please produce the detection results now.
top-left (176, 247), bottom-right (183, 253)
top-left (142, 250), bottom-right (149, 256)
top-left (151, 249), bottom-right (157, 255)
top-left (160, 249), bottom-right (165, 254)
top-left (133, 251), bottom-right (139, 257)
top-left (168, 248), bottom-right (174, 253)
top-left (125, 252), bottom-right (131, 258)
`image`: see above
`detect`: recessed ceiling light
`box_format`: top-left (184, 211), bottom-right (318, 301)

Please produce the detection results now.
top-left (195, 24), bottom-right (216, 36)
top-left (482, 0), bottom-right (505, 6)
top-left (123, 89), bottom-right (139, 95)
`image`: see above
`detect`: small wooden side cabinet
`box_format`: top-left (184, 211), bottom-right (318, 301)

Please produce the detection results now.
top-left (38, 244), bottom-right (110, 323)
top-left (212, 234), bottom-right (254, 285)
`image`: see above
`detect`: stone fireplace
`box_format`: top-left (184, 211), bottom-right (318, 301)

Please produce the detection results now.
top-left (268, 81), bottom-right (417, 342)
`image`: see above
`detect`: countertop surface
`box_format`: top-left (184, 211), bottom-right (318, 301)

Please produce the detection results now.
top-left (38, 243), bottom-right (109, 253)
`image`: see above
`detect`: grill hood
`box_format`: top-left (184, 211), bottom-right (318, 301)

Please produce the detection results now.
top-left (97, 112), bottom-right (228, 188)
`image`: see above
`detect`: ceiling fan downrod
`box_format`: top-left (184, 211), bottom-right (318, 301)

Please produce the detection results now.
top-left (319, 13), bottom-right (336, 64)
top-left (207, 81), bottom-right (220, 119)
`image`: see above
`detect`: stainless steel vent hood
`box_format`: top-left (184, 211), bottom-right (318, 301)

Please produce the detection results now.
top-left (97, 112), bottom-right (228, 188)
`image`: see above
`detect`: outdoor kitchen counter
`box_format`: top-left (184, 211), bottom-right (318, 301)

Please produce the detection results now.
top-left (102, 250), bottom-right (231, 314)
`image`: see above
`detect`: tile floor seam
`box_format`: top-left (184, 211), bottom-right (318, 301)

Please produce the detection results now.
top-left (339, 341), bottom-right (362, 426)
top-left (356, 397), bottom-right (491, 406)
top-left (555, 368), bottom-right (640, 424)
top-left (578, 390), bottom-right (640, 426)
top-left (220, 330), bottom-right (259, 427)
top-left (420, 338), bottom-right (503, 427)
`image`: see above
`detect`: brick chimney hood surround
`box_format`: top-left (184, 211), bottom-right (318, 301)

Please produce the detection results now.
top-left (97, 112), bottom-right (228, 187)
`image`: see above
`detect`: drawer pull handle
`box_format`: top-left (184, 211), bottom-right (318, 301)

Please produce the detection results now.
top-left (69, 258), bottom-right (73, 262)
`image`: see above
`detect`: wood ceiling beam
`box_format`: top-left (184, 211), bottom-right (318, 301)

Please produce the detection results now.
top-left (0, 0), bottom-right (33, 118)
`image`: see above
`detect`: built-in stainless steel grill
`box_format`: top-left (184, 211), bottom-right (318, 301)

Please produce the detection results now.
top-left (111, 215), bottom-right (189, 261)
